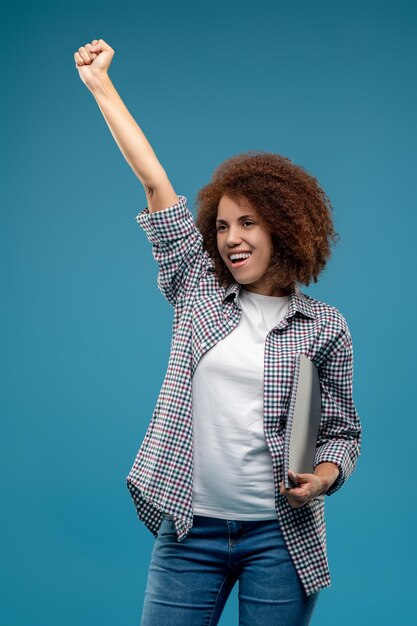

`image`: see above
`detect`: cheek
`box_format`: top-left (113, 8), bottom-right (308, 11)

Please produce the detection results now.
top-left (259, 245), bottom-right (271, 261)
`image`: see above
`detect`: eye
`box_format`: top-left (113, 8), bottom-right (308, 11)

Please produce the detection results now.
top-left (217, 221), bottom-right (254, 232)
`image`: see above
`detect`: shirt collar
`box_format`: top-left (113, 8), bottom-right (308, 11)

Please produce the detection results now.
top-left (223, 282), bottom-right (316, 320)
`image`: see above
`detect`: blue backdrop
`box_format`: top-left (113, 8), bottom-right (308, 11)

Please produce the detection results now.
top-left (2, 0), bottom-right (415, 624)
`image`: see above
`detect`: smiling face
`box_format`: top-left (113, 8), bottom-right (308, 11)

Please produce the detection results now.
top-left (216, 195), bottom-right (290, 297)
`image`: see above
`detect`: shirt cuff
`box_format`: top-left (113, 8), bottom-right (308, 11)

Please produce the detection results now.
top-left (314, 440), bottom-right (359, 496)
top-left (135, 195), bottom-right (196, 245)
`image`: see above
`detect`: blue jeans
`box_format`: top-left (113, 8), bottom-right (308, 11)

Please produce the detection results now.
top-left (140, 514), bottom-right (320, 625)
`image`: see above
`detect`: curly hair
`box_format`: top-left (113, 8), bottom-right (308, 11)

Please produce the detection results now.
top-left (195, 151), bottom-right (340, 291)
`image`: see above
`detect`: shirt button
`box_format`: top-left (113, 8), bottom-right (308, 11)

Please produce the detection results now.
top-left (227, 320), bottom-right (233, 326)
top-left (201, 341), bottom-right (206, 348)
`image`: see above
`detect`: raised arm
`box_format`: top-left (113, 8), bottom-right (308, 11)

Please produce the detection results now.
top-left (74, 38), bottom-right (178, 212)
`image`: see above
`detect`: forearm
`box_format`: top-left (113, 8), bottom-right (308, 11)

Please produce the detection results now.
top-left (314, 462), bottom-right (340, 494)
top-left (88, 73), bottom-right (166, 190)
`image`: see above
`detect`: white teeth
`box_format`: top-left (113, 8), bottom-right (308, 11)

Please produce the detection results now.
top-left (230, 252), bottom-right (251, 261)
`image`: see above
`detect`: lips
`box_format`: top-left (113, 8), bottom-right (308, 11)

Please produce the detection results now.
top-left (228, 253), bottom-right (252, 269)
top-left (228, 250), bottom-right (252, 257)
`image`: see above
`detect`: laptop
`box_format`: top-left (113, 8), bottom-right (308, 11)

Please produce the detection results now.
top-left (283, 353), bottom-right (324, 500)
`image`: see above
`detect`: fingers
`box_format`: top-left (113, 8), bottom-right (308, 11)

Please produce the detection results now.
top-left (85, 43), bottom-right (98, 60)
top-left (74, 39), bottom-right (102, 66)
top-left (76, 46), bottom-right (93, 65)
top-left (280, 477), bottom-right (312, 508)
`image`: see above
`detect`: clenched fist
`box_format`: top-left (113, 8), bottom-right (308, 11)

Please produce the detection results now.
top-left (74, 38), bottom-right (114, 88)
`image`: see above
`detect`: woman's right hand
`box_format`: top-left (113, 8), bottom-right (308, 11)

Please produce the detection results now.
top-left (74, 39), bottom-right (114, 88)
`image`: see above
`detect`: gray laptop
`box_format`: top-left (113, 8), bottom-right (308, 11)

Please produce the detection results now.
top-left (283, 354), bottom-right (324, 500)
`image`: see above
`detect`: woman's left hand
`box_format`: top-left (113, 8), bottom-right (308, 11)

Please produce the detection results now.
top-left (279, 470), bottom-right (325, 508)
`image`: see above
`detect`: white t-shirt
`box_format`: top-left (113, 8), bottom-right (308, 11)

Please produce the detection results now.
top-left (192, 287), bottom-right (290, 519)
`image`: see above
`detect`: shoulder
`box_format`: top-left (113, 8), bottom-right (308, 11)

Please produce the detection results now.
top-left (304, 292), bottom-right (349, 331)
top-left (300, 292), bottom-right (353, 360)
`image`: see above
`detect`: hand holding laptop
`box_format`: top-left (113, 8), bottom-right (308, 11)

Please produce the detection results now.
top-left (280, 469), bottom-right (326, 508)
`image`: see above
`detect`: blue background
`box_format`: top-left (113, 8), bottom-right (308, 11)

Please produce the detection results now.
top-left (2, 0), bottom-right (415, 624)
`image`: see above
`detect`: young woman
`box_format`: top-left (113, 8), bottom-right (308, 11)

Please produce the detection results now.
top-left (75, 39), bottom-right (362, 626)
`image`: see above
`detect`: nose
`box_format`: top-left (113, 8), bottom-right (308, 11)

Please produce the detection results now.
top-left (225, 225), bottom-right (243, 246)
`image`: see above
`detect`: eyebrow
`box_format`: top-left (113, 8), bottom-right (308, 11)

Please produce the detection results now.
top-left (216, 214), bottom-right (256, 224)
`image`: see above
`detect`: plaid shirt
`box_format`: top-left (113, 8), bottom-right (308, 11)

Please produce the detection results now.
top-left (126, 194), bottom-right (362, 597)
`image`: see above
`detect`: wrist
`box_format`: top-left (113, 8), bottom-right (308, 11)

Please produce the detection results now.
top-left (87, 71), bottom-right (112, 96)
top-left (314, 462), bottom-right (340, 494)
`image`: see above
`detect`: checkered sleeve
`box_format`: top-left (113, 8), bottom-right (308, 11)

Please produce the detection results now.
top-left (314, 327), bottom-right (362, 496)
top-left (135, 195), bottom-right (204, 307)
